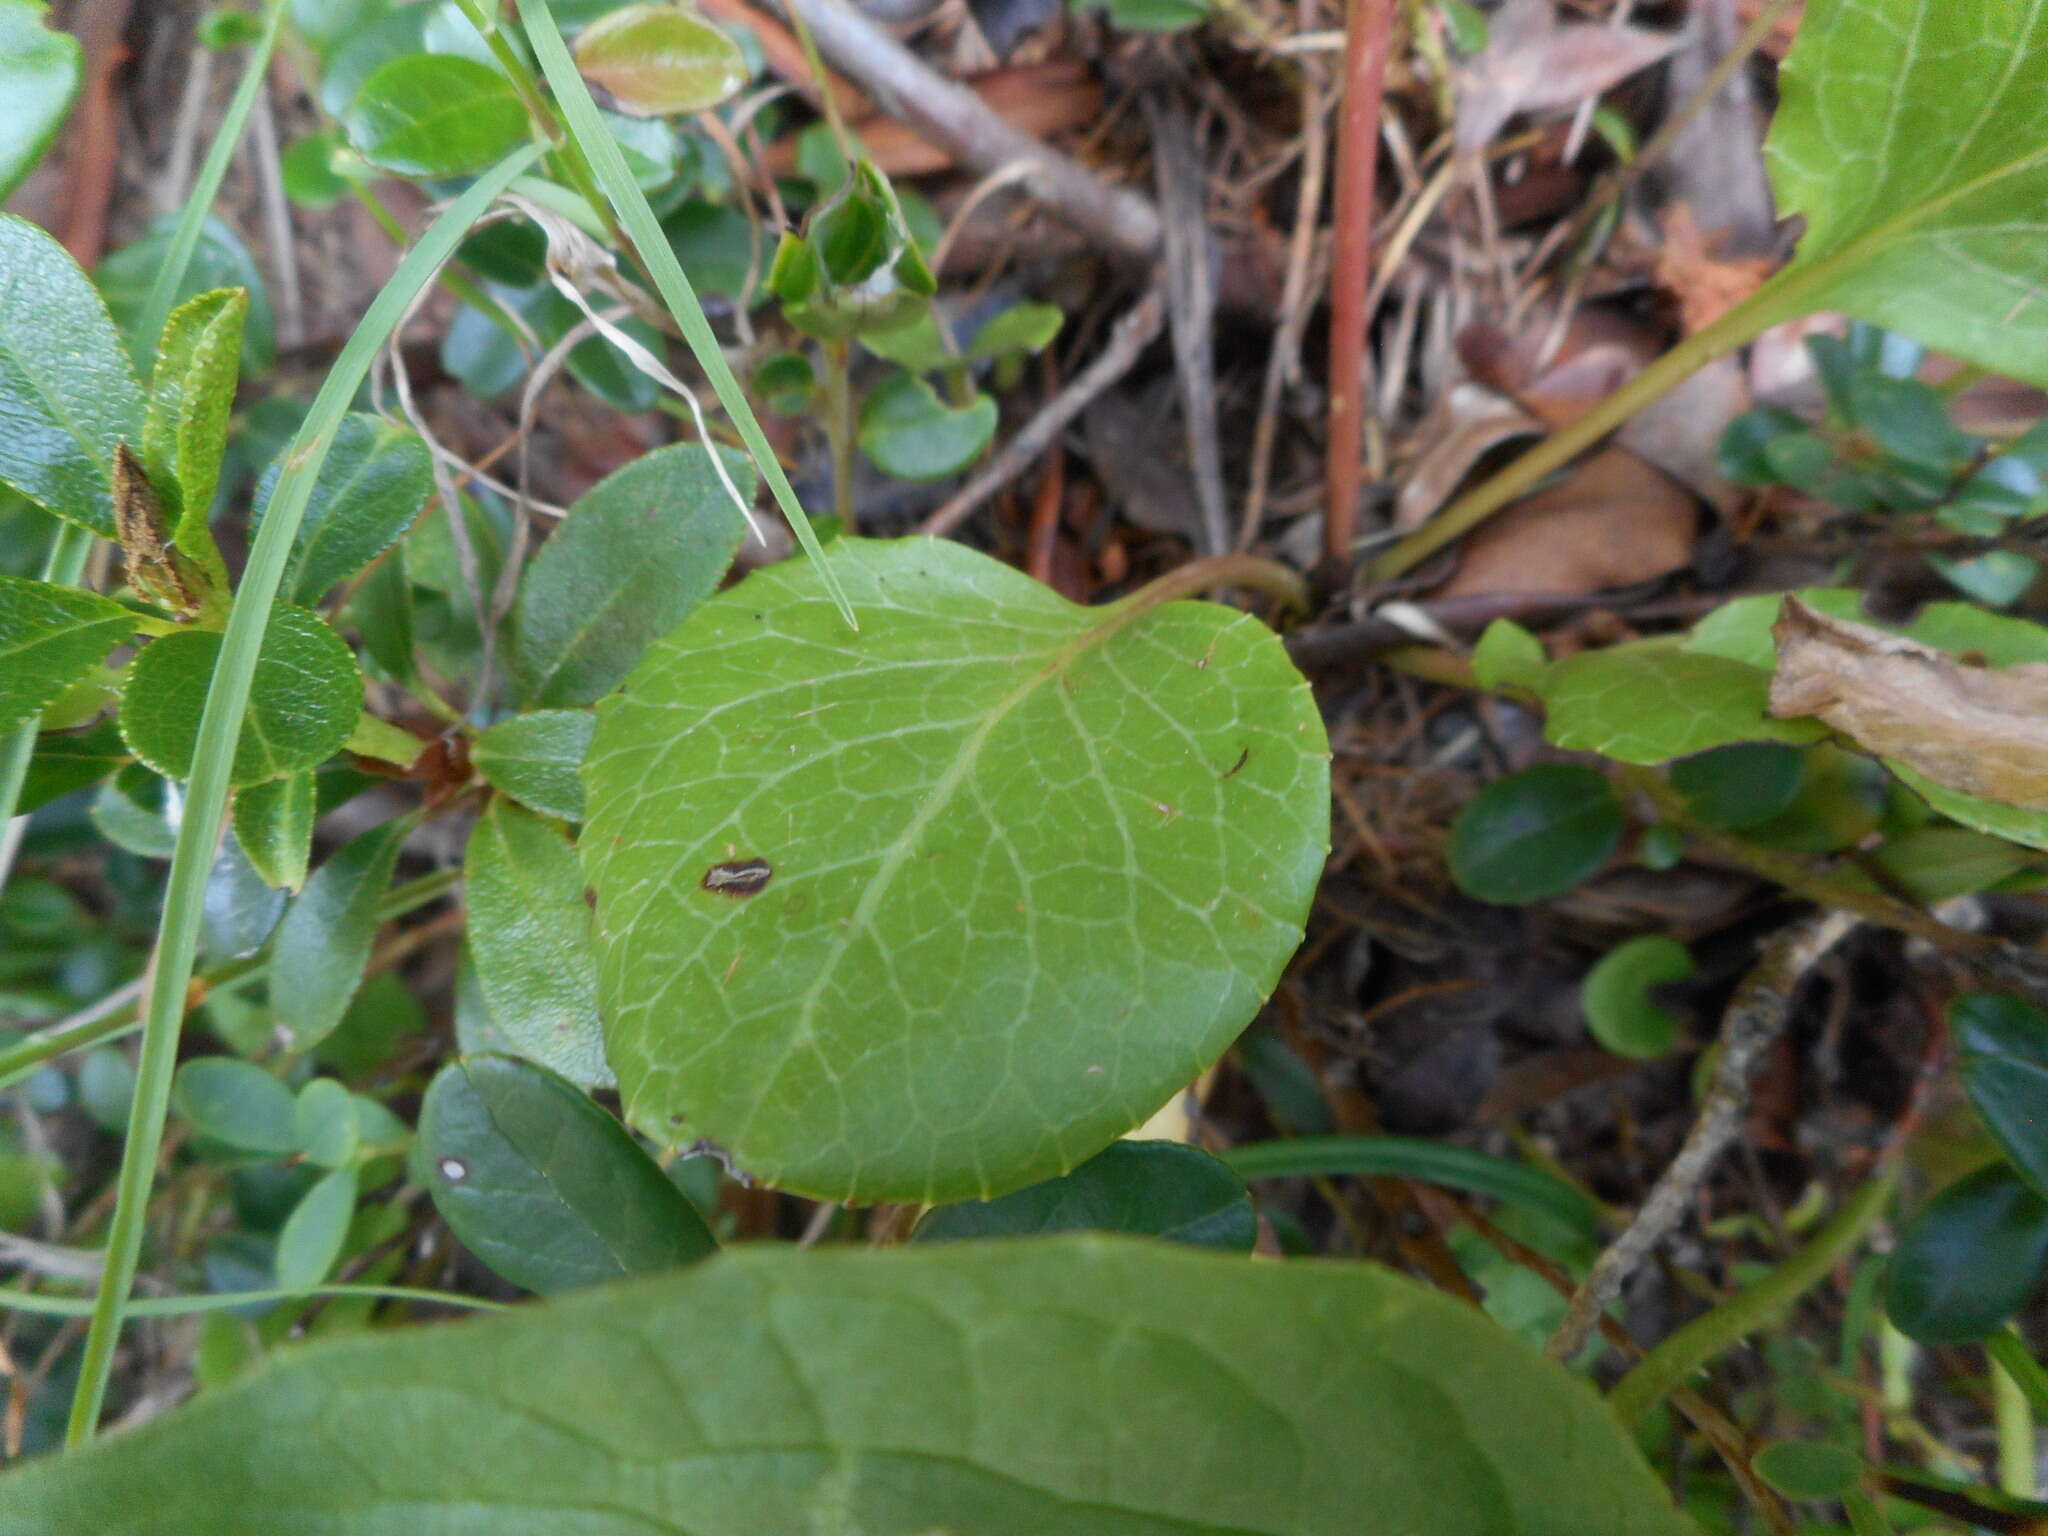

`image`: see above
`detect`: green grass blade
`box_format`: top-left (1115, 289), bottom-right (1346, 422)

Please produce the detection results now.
top-left (515, 0), bottom-right (856, 628)
top-left (6, 1283), bottom-right (512, 1319)
top-left (65, 144), bottom-right (544, 1445)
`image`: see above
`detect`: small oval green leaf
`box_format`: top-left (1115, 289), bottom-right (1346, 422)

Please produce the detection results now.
top-left (1448, 763), bottom-right (1622, 905)
top-left (857, 371), bottom-right (997, 482)
top-left (471, 709), bottom-right (593, 822)
top-left (1954, 991), bottom-right (2048, 1200)
top-left (572, 2), bottom-right (747, 116)
top-left (172, 1058), bottom-right (299, 1157)
top-left (0, 0), bottom-right (82, 202)
top-left (1582, 935), bottom-right (1694, 1059)
top-left (1752, 1441), bottom-right (1862, 1501)
top-left (345, 52), bottom-right (528, 176)
top-left (916, 1140), bottom-right (1255, 1249)
top-left (268, 816), bottom-right (413, 1053)
top-left (1886, 1163), bottom-right (2048, 1344)
top-left (274, 1164), bottom-right (358, 1289)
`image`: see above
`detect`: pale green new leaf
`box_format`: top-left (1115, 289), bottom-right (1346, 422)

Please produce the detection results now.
top-left (0, 0), bottom-right (81, 202)
top-left (255, 411), bottom-right (434, 606)
top-left (1542, 645), bottom-right (1824, 764)
top-left (119, 604), bottom-right (362, 787)
top-left (509, 443), bottom-right (753, 708)
top-left (141, 287), bottom-right (246, 548)
top-left (0, 576), bottom-right (137, 732)
top-left (0, 1239), bottom-right (1690, 1535)
top-left (232, 771), bottom-right (317, 891)
top-left (471, 709), bottom-right (593, 821)
top-left (1763, 0), bottom-right (2048, 387)
top-left (0, 213), bottom-right (144, 536)
top-left (268, 816), bottom-right (413, 1052)
top-left (465, 797), bottom-right (611, 1087)
top-left (583, 538), bottom-right (1329, 1203)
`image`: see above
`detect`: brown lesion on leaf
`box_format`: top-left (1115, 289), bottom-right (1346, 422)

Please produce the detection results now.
top-left (112, 442), bottom-right (210, 619)
top-left (702, 858), bottom-right (773, 897)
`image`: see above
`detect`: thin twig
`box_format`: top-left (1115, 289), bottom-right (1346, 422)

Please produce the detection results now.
top-left (1322, 0), bottom-right (1397, 572)
top-left (1547, 911), bottom-right (1859, 1361)
top-left (921, 287), bottom-right (1166, 538)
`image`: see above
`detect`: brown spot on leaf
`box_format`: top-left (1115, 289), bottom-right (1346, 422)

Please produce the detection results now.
top-left (702, 858), bottom-right (774, 897)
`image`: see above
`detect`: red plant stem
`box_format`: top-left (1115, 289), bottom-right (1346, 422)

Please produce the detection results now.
top-left (1025, 350), bottom-right (1065, 588)
top-left (1322, 0), bottom-right (1396, 574)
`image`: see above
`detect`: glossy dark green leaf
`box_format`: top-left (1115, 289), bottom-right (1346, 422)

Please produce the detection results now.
top-left (1954, 992), bottom-right (2048, 1201)
top-left (231, 771), bottom-right (317, 892)
top-left (22, 717), bottom-right (131, 814)
top-left (858, 370), bottom-right (997, 481)
top-left (571, 2), bottom-right (747, 116)
top-left (471, 709), bottom-right (593, 821)
top-left (0, 1239), bottom-right (1692, 1535)
top-left (0, 214), bottom-right (143, 536)
top-left (1582, 935), bottom-right (1694, 1059)
top-left (274, 1164), bottom-right (358, 1288)
top-left (119, 604), bottom-right (362, 787)
top-left (508, 443), bottom-right (753, 708)
top-left (172, 1058), bottom-right (299, 1156)
top-left (347, 548), bottom-right (416, 687)
top-left (464, 798), bottom-right (609, 1086)
top-left (141, 287), bottom-right (246, 546)
top-left (0, 575), bottom-right (137, 732)
top-left (89, 763), bottom-right (177, 859)
top-left (0, 0), bottom-right (81, 201)
top-left (1886, 1164), bottom-right (2048, 1344)
top-left (583, 538), bottom-right (1328, 1202)
top-left (315, 970), bottom-right (428, 1078)
top-left (255, 412), bottom-right (433, 605)
top-left (345, 53), bottom-right (528, 177)
top-left (200, 834), bottom-right (287, 958)
top-left (916, 1140), bottom-right (1255, 1250)
top-left (1670, 742), bottom-right (1806, 829)
top-left (268, 816), bottom-right (412, 1052)
top-left (1448, 763), bottom-right (1622, 905)
top-left (417, 1053), bottom-right (715, 1294)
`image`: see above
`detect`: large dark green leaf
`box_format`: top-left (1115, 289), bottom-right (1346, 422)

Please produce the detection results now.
top-left (582, 537), bottom-right (1329, 1203)
top-left (917, 1140), bottom-right (1255, 1249)
top-left (0, 0), bottom-right (81, 201)
top-left (464, 798), bottom-right (610, 1086)
top-left (0, 1239), bottom-right (1691, 1535)
top-left (0, 214), bottom-right (143, 536)
top-left (1954, 991), bottom-right (2048, 1200)
top-left (119, 604), bottom-right (362, 787)
top-left (508, 443), bottom-right (753, 708)
top-left (255, 411), bottom-right (433, 605)
top-left (1761, 0), bottom-right (2048, 390)
top-left (1886, 1163), bottom-right (2048, 1344)
top-left (416, 1053), bottom-right (715, 1294)
top-left (0, 576), bottom-right (136, 732)
top-left (268, 816), bottom-right (412, 1052)
top-left (345, 53), bottom-right (529, 177)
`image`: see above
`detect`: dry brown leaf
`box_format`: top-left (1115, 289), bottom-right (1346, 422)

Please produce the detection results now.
top-left (1394, 383), bottom-right (1542, 530)
top-left (1434, 445), bottom-right (1696, 598)
top-left (1654, 204), bottom-right (1776, 335)
top-left (1454, 0), bottom-right (1683, 154)
top-left (1769, 598), bottom-right (2048, 810)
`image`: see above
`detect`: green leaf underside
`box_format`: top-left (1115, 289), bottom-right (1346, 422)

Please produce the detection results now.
top-left (0, 1), bottom-right (81, 202)
top-left (582, 538), bottom-right (1330, 1203)
top-left (1892, 762), bottom-right (2048, 850)
top-left (917, 1140), bottom-right (1255, 1249)
top-left (119, 604), bottom-right (362, 787)
top-left (417, 1054), bottom-right (715, 1295)
top-left (275, 1164), bottom-right (357, 1289)
top-left (465, 798), bottom-right (612, 1087)
top-left (0, 1238), bottom-right (1689, 1535)
top-left (1765, 0), bottom-right (2048, 390)
top-left (472, 709), bottom-right (594, 821)
top-left (0, 214), bottom-right (143, 537)
top-left (0, 576), bottom-right (136, 732)
top-left (512, 444), bottom-right (755, 708)
top-left (269, 816), bottom-right (412, 1052)
top-left (1542, 647), bottom-right (1823, 764)
top-left (256, 411), bottom-right (433, 606)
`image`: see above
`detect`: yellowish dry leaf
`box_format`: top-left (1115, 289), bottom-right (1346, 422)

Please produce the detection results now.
top-left (1768, 598), bottom-right (2048, 810)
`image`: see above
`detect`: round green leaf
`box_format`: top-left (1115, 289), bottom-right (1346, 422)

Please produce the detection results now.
top-left (583, 537), bottom-right (1330, 1203)
top-left (120, 603), bottom-right (362, 787)
top-left (916, 1139), bottom-right (1255, 1249)
top-left (1885, 1163), bottom-right (2048, 1344)
top-left (1954, 991), bottom-right (2048, 1201)
top-left (857, 371), bottom-right (998, 482)
top-left (1752, 1441), bottom-right (1862, 1501)
top-left (472, 709), bottom-right (594, 822)
top-left (1669, 742), bottom-right (1806, 829)
top-left (1582, 935), bottom-right (1694, 1059)
top-left (572, 2), bottom-right (747, 116)
top-left (274, 1164), bottom-right (358, 1289)
top-left (0, 575), bottom-right (137, 732)
top-left (172, 1058), bottom-right (299, 1157)
top-left (295, 1077), bottom-right (360, 1169)
top-left (345, 53), bottom-right (528, 177)
top-left (416, 1053), bottom-right (716, 1295)
top-left (0, 1239), bottom-right (1693, 1535)
top-left (0, 1), bottom-right (80, 202)
top-left (1448, 763), bottom-right (1622, 905)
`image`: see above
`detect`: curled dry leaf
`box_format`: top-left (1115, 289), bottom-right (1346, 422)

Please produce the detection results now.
top-left (1769, 598), bottom-right (2048, 810)
top-left (1453, 0), bottom-right (1682, 154)
top-left (1654, 203), bottom-right (1776, 336)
